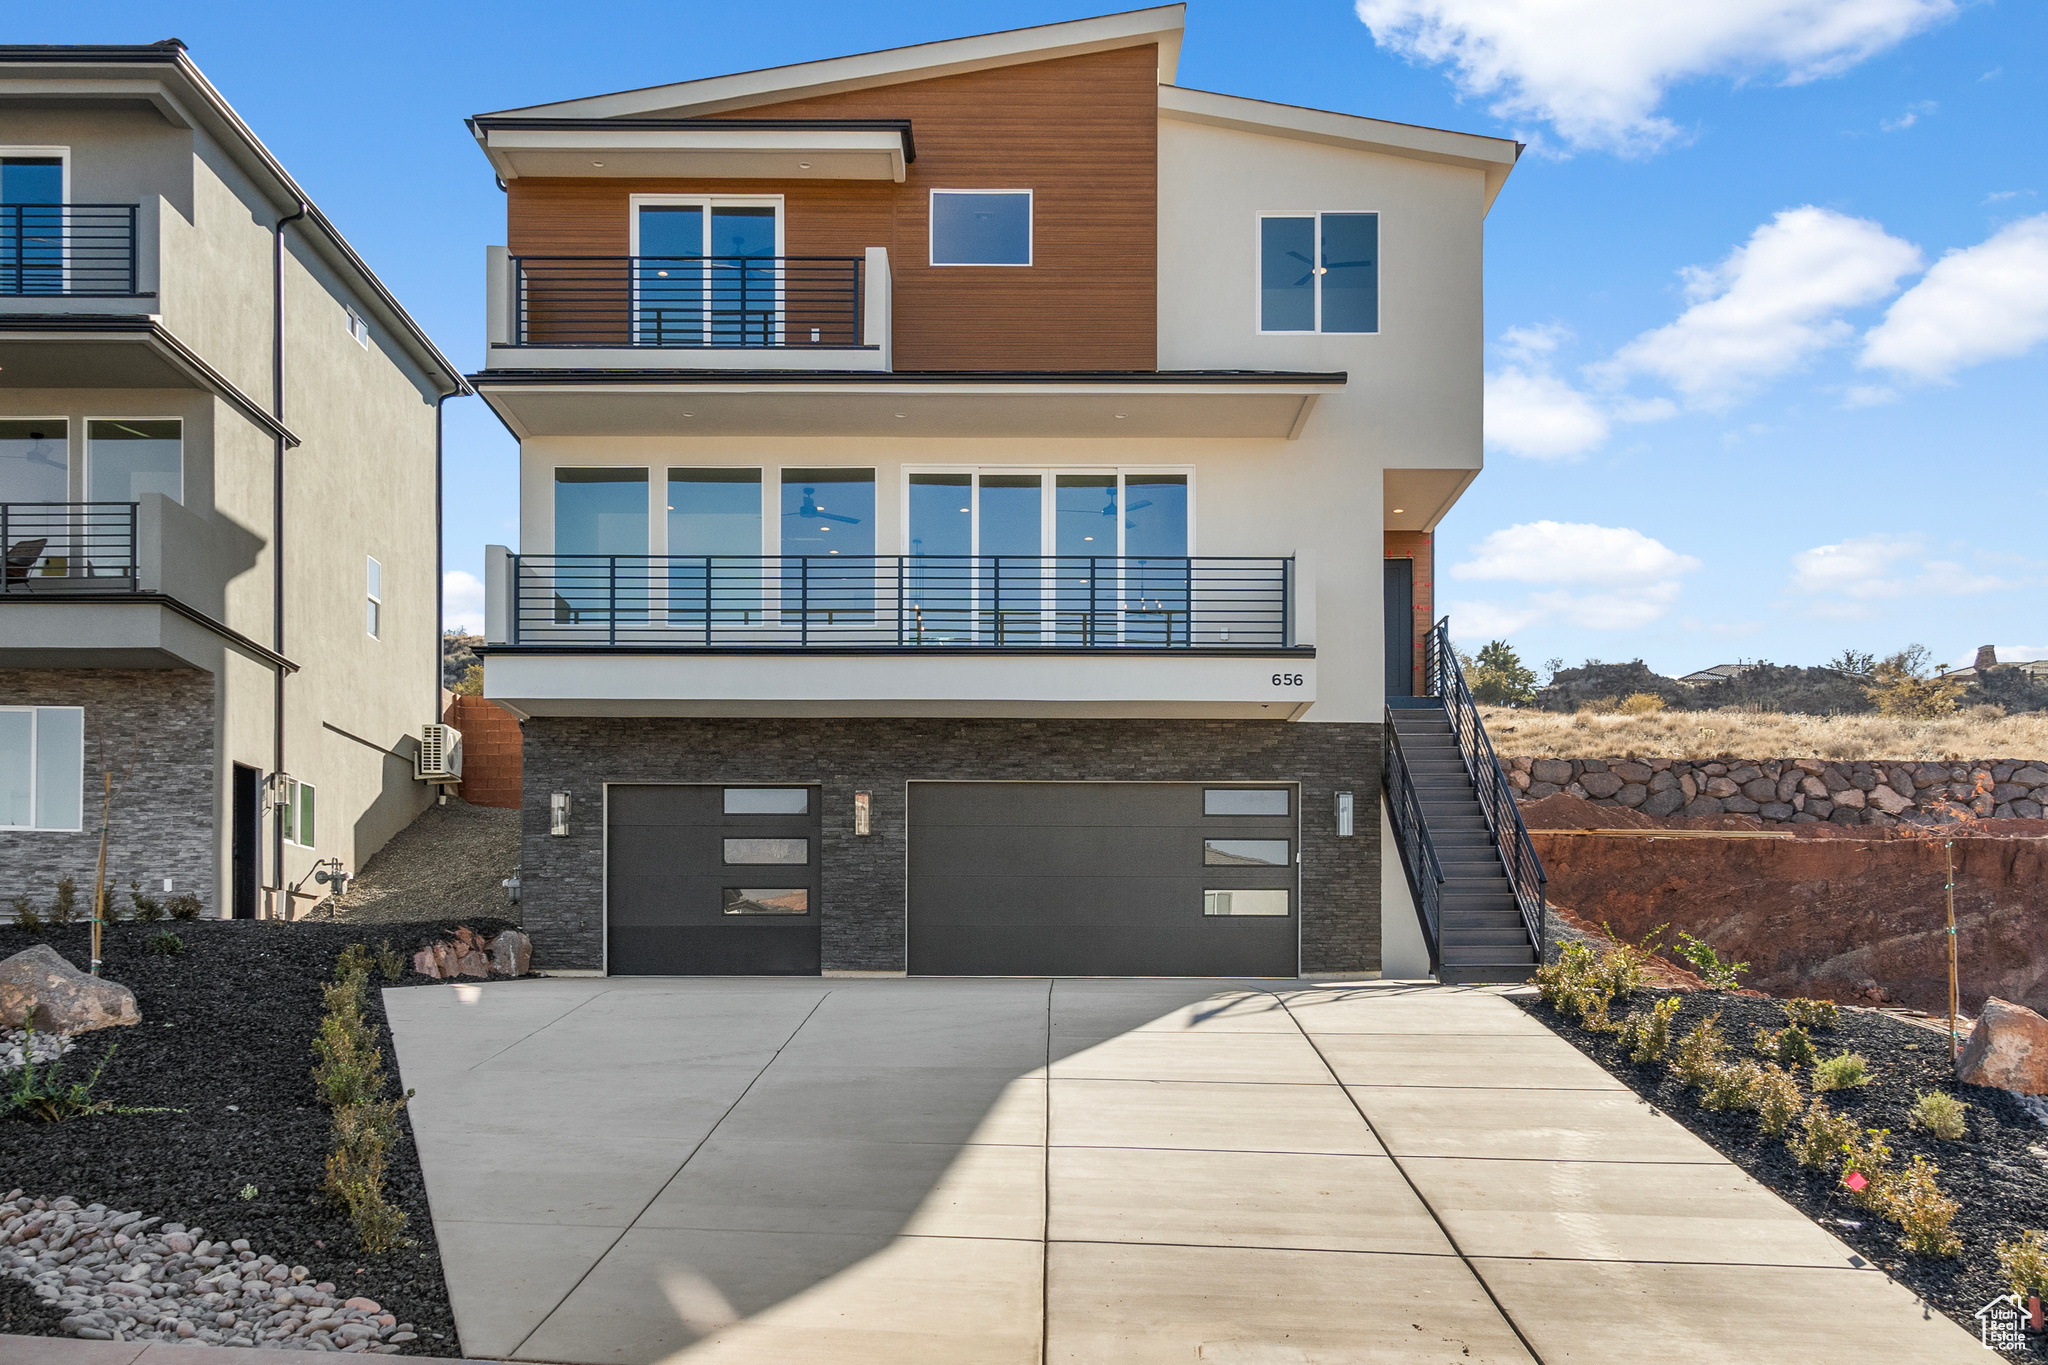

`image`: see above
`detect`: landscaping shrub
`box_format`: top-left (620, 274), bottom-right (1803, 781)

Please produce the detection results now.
top-left (1813, 1052), bottom-right (1872, 1092)
top-left (1673, 932), bottom-right (1748, 991)
top-left (4, 1038), bottom-right (115, 1122)
top-left (1616, 692), bottom-right (1665, 715)
top-left (146, 930), bottom-right (184, 957)
top-left (127, 882), bottom-right (165, 923)
top-left (1997, 1230), bottom-right (2048, 1298)
top-left (1910, 1091), bottom-right (1968, 1141)
top-left (1620, 994), bottom-right (1682, 1063)
top-left (47, 877), bottom-right (78, 926)
top-left (1670, 1014), bottom-right (1728, 1089)
top-left (1754, 1025), bottom-right (1817, 1069)
top-left (1791, 1099), bottom-right (1858, 1170)
top-left (1754, 1064), bottom-right (1803, 1135)
top-left (1700, 1058), bottom-right (1765, 1112)
top-left (1842, 1127), bottom-right (1896, 1213)
top-left (1888, 1156), bottom-right (1962, 1257)
top-left (9, 895), bottom-right (42, 933)
top-left (165, 893), bottom-right (202, 920)
top-left (312, 945), bottom-right (413, 1252)
top-left (1783, 998), bottom-right (1840, 1031)
top-left (375, 939), bottom-right (406, 982)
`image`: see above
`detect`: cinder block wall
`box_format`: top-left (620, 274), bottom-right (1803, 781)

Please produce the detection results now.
top-left (519, 717), bottom-right (1384, 975)
top-left (443, 695), bottom-right (523, 810)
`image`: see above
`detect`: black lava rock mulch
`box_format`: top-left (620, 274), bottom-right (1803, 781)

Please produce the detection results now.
top-left (1, 917), bottom-right (517, 1355)
top-left (1519, 989), bottom-right (2048, 1359)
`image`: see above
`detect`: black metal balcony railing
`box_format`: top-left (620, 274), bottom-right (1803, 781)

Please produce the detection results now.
top-left (1, 205), bottom-right (139, 296)
top-left (513, 255), bottom-right (863, 348)
top-left (1, 502), bottom-right (139, 590)
top-left (509, 555), bottom-right (1293, 648)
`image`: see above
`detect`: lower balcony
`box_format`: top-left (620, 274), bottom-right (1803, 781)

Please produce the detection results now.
top-left (2, 502), bottom-right (139, 591)
top-left (481, 551), bottom-right (1318, 719)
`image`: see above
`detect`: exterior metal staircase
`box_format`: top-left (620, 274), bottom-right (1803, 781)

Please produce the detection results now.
top-left (1385, 620), bottom-right (1547, 983)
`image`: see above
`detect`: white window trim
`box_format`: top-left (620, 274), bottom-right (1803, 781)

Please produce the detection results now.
top-left (366, 555), bottom-right (382, 639)
top-left (928, 189), bottom-right (1034, 267)
top-left (282, 776), bottom-right (317, 848)
top-left (0, 705), bottom-right (84, 832)
top-left (1254, 209), bottom-right (1382, 337)
top-left (664, 466), bottom-right (767, 559)
top-left (0, 146), bottom-right (71, 201)
top-left (896, 465), bottom-right (1196, 556)
top-left (84, 416), bottom-right (183, 505)
top-left (344, 306), bottom-right (370, 349)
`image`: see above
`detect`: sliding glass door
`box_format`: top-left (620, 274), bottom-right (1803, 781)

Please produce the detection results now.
top-left (634, 200), bottom-right (779, 346)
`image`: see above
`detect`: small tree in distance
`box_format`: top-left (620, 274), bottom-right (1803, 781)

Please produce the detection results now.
top-left (1865, 644), bottom-right (1968, 719)
top-left (1469, 640), bottom-right (1539, 707)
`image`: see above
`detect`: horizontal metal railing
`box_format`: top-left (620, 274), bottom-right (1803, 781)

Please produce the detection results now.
top-left (2, 502), bottom-right (139, 589)
top-left (513, 255), bottom-right (863, 347)
top-left (509, 555), bottom-right (1293, 648)
top-left (1, 205), bottom-right (139, 296)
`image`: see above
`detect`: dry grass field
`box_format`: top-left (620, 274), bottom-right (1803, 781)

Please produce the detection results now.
top-left (1481, 705), bottom-right (2048, 761)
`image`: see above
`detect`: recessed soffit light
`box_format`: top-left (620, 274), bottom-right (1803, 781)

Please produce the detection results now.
top-left (591, 161), bottom-right (604, 167)
top-left (1392, 507), bottom-right (1404, 514)
top-left (798, 162), bottom-right (812, 169)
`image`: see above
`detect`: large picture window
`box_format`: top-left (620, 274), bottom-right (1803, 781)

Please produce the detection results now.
top-left (930, 190), bottom-right (1032, 266)
top-left (0, 418), bottom-right (67, 502)
top-left (1258, 212), bottom-right (1379, 334)
top-left (0, 706), bottom-right (84, 831)
top-left (87, 419), bottom-right (182, 504)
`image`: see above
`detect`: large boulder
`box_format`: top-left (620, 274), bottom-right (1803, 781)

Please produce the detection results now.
top-left (0, 945), bottom-right (141, 1034)
top-left (1958, 998), bottom-right (2048, 1095)
top-left (490, 929), bottom-right (532, 977)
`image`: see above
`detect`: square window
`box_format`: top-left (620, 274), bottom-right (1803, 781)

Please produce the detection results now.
top-left (1203, 839), bottom-right (1291, 867)
top-left (930, 191), bottom-right (1032, 266)
top-left (1203, 789), bottom-right (1290, 817)
top-left (723, 837), bottom-right (808, 865)
top-left (0, 419), bottom-right (68, 503)
top-left (0, 706), bottom-right (83, 830)
top-left (723, 787), bottom-right (809, 815)
top-left (1204, 889), bottom-right (1290, 917)
top-left (87, 419), bottom-right (181, 504)
top-left (1258, 212), bottom-right (1378, 334)
top-left (723, 888), bottom-right (809, 915)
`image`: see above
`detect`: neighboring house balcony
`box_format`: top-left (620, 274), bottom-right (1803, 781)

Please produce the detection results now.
top-left (486, 245), bottom-right (892, 372)
top-left (0, 200), bottom-right (156, 315)
top-left (0, 494), bottom-right (273, 671)
top-left (480, 546), bottom-right (1319, 720)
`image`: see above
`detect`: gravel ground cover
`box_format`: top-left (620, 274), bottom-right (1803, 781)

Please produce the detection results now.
top-left (1519, 988), bottom-right (2048, 1358)
top-left (329, 797), bottom-right (520, 925)
top-left (0, 918), bottom-right (516, 1354)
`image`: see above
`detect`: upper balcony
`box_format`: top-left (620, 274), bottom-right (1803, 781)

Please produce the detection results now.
top-left (0, 203), bottom-right (153, 314)
top-left (486, 244), bottom-right (891, 371)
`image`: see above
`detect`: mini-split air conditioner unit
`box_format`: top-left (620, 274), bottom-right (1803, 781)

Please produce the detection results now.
top-left (416, 723), bottom-right (463, 782)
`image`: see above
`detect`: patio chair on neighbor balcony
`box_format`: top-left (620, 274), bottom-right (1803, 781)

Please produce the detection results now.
top-left (4, 538), bottom-right (48, 585)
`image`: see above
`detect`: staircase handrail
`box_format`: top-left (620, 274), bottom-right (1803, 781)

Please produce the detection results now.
top-left (1382, 721), bottom-right (1446, 972)
top-left (1425, 618), bottom-right (1548, 951)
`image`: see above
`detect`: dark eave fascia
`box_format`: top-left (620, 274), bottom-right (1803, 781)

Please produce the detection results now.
top-left (466, 368), bottom-right (1348, 386)
top-left (0, 43), bottom-right (470, 398)
top-left (0, 313), bottom-right (301, 445)
top-left (0, 590), bottom-right (299, 673)
top-left (467, 115), bottom-right (917, 164)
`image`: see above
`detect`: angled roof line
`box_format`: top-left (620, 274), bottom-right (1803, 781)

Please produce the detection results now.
top-left (474, 5), bottom-right (1185, 122)
top-left (0, 41), bottom-right (468, 396)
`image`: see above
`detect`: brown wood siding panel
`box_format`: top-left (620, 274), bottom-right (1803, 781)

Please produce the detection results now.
top-left (504, 45), bottom-right (1157, 370)
top-left (1384, 531), bottom-right (1434, 698)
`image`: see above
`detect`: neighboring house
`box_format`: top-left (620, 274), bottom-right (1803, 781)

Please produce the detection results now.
top-left (0, 41), bottom-right (467, 920)
top-left (469, 6), bottom-right (1520, 977)
top-left (1677, 664), bottom-right (1755, 686)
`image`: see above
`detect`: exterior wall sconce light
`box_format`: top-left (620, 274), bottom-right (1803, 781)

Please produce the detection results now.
top-left (853, 791), bottom-right (872, 836)
top-left (1335, 791), bottom-right (1354, 837)
top-left (549, 792), bottom-right (571, 837)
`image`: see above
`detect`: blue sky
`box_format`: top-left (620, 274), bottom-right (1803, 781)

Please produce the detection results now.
top-left (23, 2), bottom-right (2048, 675)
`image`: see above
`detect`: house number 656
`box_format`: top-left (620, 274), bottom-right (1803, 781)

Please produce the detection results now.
top-left (1271, 673), bottom-right (1305, 686)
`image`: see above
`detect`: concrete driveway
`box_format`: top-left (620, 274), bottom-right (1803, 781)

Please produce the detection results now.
top-left (385, 978), bottom-right (1982, 1364)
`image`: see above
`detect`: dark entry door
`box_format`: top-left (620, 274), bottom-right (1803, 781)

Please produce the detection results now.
top-left (1384, 558), bottom-right (1414, 698)
top-left (231, 764), bottom-right (260, 919)
top-left (607, 784), bottom-right (821, 974)
top-left (908, 782), bottom-right (1298, 976)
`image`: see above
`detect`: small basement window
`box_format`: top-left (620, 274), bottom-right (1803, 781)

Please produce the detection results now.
top-left (930, 190), bottom-right (1032, 266)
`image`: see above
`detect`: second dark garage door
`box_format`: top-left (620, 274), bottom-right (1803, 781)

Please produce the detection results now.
top-left (908, 782), bottom-right (1299, 976)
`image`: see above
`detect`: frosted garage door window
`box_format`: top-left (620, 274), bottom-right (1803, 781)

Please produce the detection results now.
top-left (723, 838), bottom-right (808, 865)
top-left (1203, 789), bottom-right (1290, 817)
top-left (1204, 889), bottom-right (1290, 917)
top-left (723, 788), bottom-right (809, 815)
top-left (930, 191), bottom-right (1032, 266)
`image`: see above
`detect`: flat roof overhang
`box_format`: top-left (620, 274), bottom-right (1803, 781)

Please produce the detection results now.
top-left (470, 117), bottom-right (914, 182)
top-left (469, 369), bottom-right (1345, 440)
top-left (0, 317), bottom-right (299, 445)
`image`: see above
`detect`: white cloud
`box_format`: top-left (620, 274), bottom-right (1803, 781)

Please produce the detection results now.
top-left (443, 570), bottom-right (486, 635)
top-left (1448, 520), bottom-right (1699, 635)
top-left (1594, 207), bottom-right (1922, 408)
top-left (1879, 99), bottom-right (1935, 132)
top-left (1485, 364), bottom-right (1609, 459)
top-left (1789, 533), bottom-right (2020, 618)
top-left (1858, 214), bottom-right (2048, 383)
top-left (1353, 0), bottom-right (1956, 156)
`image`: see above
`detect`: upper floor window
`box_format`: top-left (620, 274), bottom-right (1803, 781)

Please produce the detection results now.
top-left (345, 306), bottom-right (370, 348)
top-left (366, 556), bottom-right (382, 638)
top-left (0, 419), bottom-right (67, 502)
top-left (1258, 212), bottom-right (1379, 335)
top-left (87, 419), bottom-right (181, 504)
top-left (0, 705), bottom-right (84, 831)
top-left (781, 469), bottom-right (875, 556)
top-left (930, 190), bottom-right (1032, 267)
top-left (555, 468), bottom-right (649, 556)
top-left (0, 154), bottom-right (64, 205)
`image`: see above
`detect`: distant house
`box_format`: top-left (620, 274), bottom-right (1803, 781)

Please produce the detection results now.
top-left (1677, 664), bottom-right (1754, 686)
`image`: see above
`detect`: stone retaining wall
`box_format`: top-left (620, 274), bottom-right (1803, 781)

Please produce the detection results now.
top-left (1505, 755), bottom-right (2048, 827)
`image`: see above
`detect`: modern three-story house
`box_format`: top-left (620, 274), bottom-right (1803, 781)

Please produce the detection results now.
top-left (470, 6), bottom-right (1524, 978)
top-left (0, 41), bottom-right (467, 920)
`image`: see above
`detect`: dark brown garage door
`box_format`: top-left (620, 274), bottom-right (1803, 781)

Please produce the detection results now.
top-left (908, 782), bottom-right (1299, 976)
top-left (607, 784), bottom-right (821, 975)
